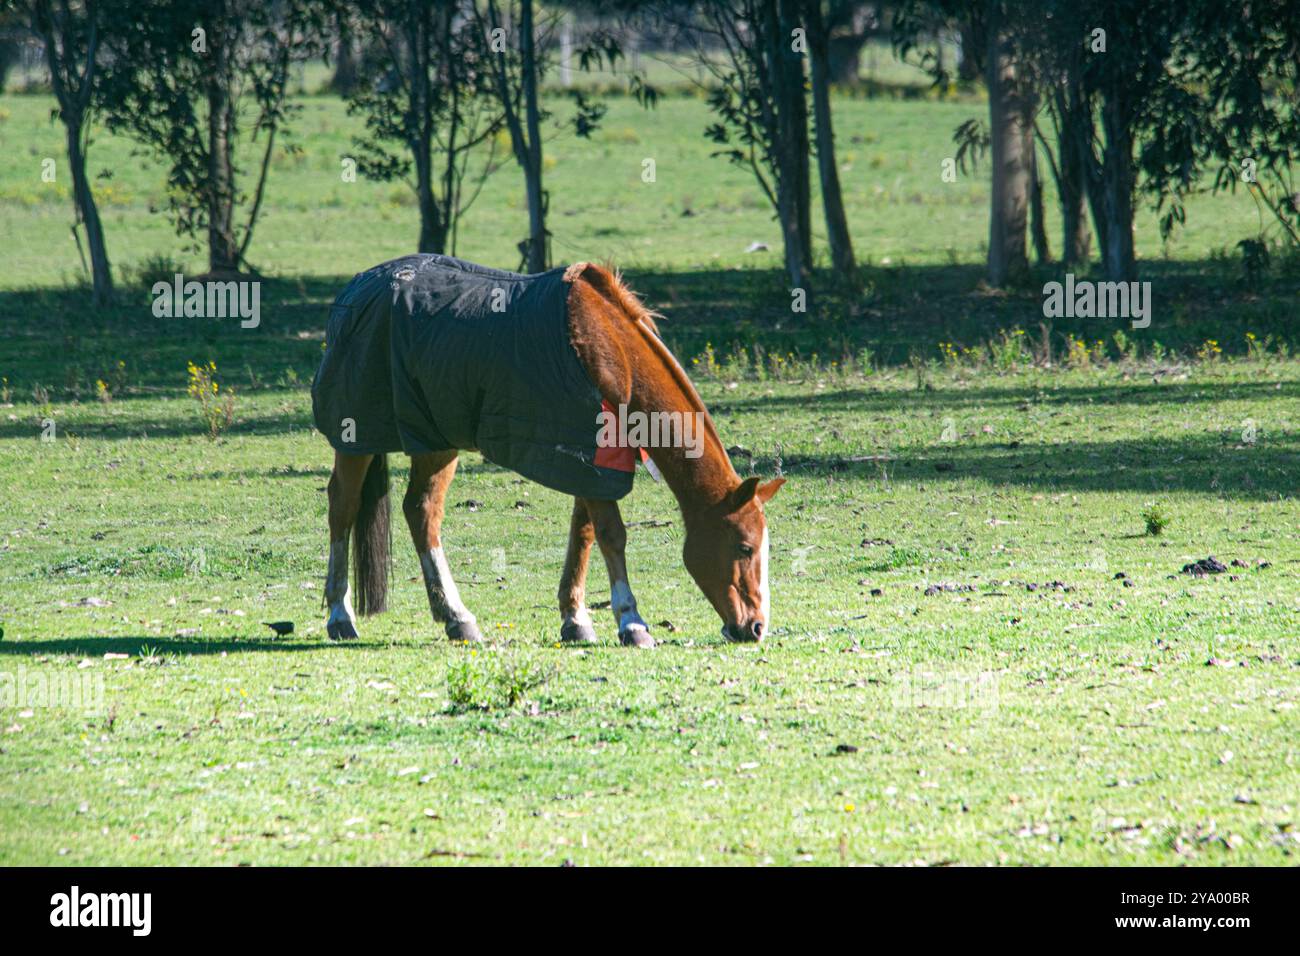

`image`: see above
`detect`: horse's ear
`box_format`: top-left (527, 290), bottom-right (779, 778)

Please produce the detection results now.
top-left (756, 477), bottom-right (786, 503)
top-left (731, 476), bottom-right (785, 509)
top-left (730, 476), bottom-right (762, 509)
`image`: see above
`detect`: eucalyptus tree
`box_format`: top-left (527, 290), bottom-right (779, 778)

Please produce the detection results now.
top-left (471, 0), bottom-right (640, 272)
top-left (100, 0), bottom-right (327, 276)
top-left (344, 0), bottom-right (504, 256)
top-left (12, 0), bottom-right (114, 303)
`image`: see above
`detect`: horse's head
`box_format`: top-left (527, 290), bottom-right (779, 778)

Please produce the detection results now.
top-left (682, 476), bottom-right (785, 642)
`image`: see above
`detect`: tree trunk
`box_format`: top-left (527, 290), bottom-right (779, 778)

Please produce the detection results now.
top-left (1056, 91), bottom-right (1092, 267)
top-left (414, 150), bottom-right (446, 254)
top-left (826, 35), bottom-right (862, 85)
top-left (206, 21), bottom-right (239, 276)
top-left (1060, 152), bottom-right (1091, 267)
top-left (1099, 97), bottom-right (1136, 281)
top-left (409, 8), bottom-right (442, 255)
top-left (763, 0), bottom-right (807, 290)
top-left (66, 117), bottom-right (114, 306)
top-left (520, 0), bottom-right (547, 272)
top-left (805, 0), bottom-right (856, 279)
top-left (38, 1), bottom-right (112, 306)
top-left (957, 21), bottom-right (979, 82)
top-left (780, 0), bottom-right (812, 270)
top-left (0, 36), bottom-right (21, 93)
top-left (775, 162), bottom-right (806, 290)
top-left (330, 17), bottom-right (358, 96)
top-left (1075, 116), bottom-right (1109, 265)
top-left (1029, 148), bottom-right (1050, 265)
top-left (1082, 154), bottom-right (1109, 267)
top-left (985, 5), bottom-right (1031, 286)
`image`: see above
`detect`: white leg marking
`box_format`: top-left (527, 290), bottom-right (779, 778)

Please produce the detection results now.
top-left (611, 579), bottom-right (649, 634)
top-left (420, 547), bottom-right (477, 628)
top-left (325, 536), bottom-right (356, 635)
top-left (759, 526), bottom-right (771, 625)
top-left (562, 605), bottom-right (594, 629)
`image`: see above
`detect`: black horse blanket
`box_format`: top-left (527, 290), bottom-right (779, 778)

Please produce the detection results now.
top-left (312, 254), bottom-right (635, 500)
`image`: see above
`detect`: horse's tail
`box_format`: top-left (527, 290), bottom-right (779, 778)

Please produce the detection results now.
top-left (353, 453), bottom-right (390, 616)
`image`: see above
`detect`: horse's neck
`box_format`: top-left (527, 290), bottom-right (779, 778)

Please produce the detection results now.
top-left (622, 322), bottom-right (737, 513)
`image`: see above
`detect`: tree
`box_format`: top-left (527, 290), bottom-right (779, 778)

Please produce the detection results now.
top-left (767, 0), bottom-right (814, 275)
top-left (1050, 0), bottom-right (1188, 281)
top-left (345, 0), bottom-right (504, 255)
top-left (675, 0), bottom-right (814, 288)
top-left (474, 1), bottom-right (641, 272)
top-left (896, 0), bottom-right (1038, 285)
top-left (474, 0), bottom-right (549, 272)
top-left (1038, 47), bottom-right (1093, 268)
top-left (803, 0), bottom-right (857, 278)
top-left (326, 8), bottom-right (360, 96)
top-left (821, 2), bottom-right (889, 86)
top-left (18, 0), bottom-right (114, 305)
top-left (898, 1), bottom-right (1111, 279)
top-left (657, 0), bottom-right (861, 287)
top-left (0, 8), bottom-right (26, 92)
top-left (983, 0), bottom-right (1033, 284)
top-left (1142, 1), bottom-right (1300, 253)
top-left (906, 0), bottom-right (1299, 285)
top-left (101, 0), bottom-right (326, 276)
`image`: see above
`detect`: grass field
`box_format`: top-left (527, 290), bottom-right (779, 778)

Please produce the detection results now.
top-left (1, 83), bottom-right (1298, 865)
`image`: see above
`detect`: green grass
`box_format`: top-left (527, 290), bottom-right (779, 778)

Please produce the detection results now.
top-left (1, 84), bottom-right (1298, 865)
top-left (2, 358), bottom-right (1296, 865)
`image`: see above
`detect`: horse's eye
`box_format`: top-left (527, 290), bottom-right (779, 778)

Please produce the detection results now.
top-left (738, 544), bottom-right (754, 558)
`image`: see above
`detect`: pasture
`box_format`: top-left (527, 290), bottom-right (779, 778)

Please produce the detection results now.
top-left (1, 86), bottom-right (1298, 865)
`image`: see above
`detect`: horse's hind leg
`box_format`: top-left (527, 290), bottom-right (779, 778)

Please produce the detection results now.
top-left (581, 498), bottom-right (655, 649)
top-left (557, 499), bottom-right (598, 644)
top-left (325, 451), bottom-right (373, 640)
top-left (403, 450), bottom-right (482, 643)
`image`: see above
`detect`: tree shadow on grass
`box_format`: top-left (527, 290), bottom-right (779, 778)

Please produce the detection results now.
top-left (179, 456), bottom-right (512, 482)
top-left (2, 263), bottom-right (1296, 446)
top-left (0, 406), bottom-right (313, 440)
top-left (0, 636), bottom-right (376, 657)
top-left (630, 260), bottom-right (1300, 364)
top-left (768, 430), bottom-right (1299, 500)
top-left (711, 377), bottom-right (1299, 417)
top-left (2, 260), bottom-right (1297, 389)
top-left (4, 374), bottom-right (1290, 442)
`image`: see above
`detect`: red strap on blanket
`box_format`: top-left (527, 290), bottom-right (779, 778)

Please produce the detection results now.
top-left (593, 399), bottom-right (649, 473)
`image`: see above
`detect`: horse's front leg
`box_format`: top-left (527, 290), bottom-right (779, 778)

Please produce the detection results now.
top-left (557, 499), bottom-right (598, 644)
top-left (403, 450), bottom-right (482, 643)
top-left (581, 498), bottom-right (655, 649)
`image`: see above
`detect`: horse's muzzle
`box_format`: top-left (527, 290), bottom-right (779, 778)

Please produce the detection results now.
top-left (723, 619), bottom-right (765, 643)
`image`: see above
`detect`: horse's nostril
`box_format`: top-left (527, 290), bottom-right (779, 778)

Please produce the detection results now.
top-left (750, 620), bottom-right (764, 640)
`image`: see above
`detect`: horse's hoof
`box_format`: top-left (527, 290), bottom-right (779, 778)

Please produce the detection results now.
top-left (618, 625), bottom-right (655, 649)
top-left (327, 619), bottom-right (358, 641)
top-left (447, 619), bottom-right (483, 643)
top-left (561, 621), bottom-right (599, 645)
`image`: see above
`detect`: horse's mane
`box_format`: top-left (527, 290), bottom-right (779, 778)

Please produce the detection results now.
top-left (564, 261), bottom-right (662, 338)
top-left (565, 261), bottom-right (734, 483)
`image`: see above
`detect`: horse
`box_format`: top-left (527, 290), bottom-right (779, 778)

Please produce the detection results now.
top-left (312, 255), bottom-right (784, 648)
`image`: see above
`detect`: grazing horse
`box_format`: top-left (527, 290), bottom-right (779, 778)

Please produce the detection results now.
top-left (312, 255), bottom-right (783, 648)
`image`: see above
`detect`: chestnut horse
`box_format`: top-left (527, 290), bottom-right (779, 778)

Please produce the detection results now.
top-left (320, 261), bottom-right (784, 647)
